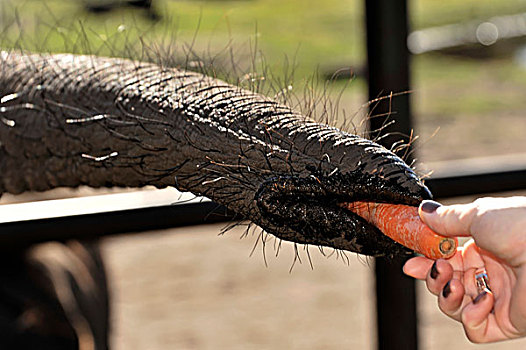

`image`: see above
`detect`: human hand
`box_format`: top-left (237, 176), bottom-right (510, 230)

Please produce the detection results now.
top-left (403, 197), bottom-right (526, 343)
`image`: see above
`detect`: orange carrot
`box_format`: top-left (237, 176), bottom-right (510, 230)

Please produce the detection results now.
top-left (341, 201), bottom-right (457, 259)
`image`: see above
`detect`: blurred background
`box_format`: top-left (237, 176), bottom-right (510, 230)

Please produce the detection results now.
top-left (1, 0), bottom-right (526, 348)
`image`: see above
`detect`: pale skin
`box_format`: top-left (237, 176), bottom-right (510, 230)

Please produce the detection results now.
top-left (403, 197), bottom-right (526, 343)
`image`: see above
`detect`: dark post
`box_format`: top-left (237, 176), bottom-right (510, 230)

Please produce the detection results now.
top-left (365, 1), bottom-right (419, 350)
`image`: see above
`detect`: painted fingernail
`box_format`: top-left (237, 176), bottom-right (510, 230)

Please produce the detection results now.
top-left (442, 280), bottom-right (451, 298)
top-left (430, 261), bottom-right (439, 279)
top-left (420, 200), bottom-right (442, 214)
top-left (473, 291), bottom-right (488, 304)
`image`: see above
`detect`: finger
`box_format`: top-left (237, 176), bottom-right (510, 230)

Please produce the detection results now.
top-left (438, 279), bottom-right (465, 322)
top-left (403, 256), bottom-right (434, 280)
top-left (461, 291), bottom-right (495, 343)
top-left (419, 200), bottom-right (479, 237)
top-left (403, 251), bottom-right (466, 280)
top-left (460, 241), bottom-right (489, 298)
top-left (509, 267), bottom-right (526, 334)
top-left (410, 242), bottom-right (483, 297)
top-left (425, 259), bottom-right (454, 296)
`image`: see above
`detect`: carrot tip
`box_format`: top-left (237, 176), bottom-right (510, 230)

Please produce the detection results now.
top-left (438, 238), bottom-right (457, 258)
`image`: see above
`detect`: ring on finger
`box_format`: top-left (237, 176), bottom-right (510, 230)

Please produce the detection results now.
top-left (474, 267), bottom-right (491, 294)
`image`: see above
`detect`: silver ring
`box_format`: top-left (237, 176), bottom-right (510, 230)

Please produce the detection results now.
top-left (475, 268), bottom-right (491, 294)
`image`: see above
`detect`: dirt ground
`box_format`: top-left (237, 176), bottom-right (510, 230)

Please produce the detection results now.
top-left (101, 214), bottom-right (526, 350)
top-left (102, 224), bottom-right (375, 349)
top-left (416, 111), bottom-right (526, 163)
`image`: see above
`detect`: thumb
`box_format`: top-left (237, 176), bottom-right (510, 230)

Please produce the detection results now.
top-left (419, 200), bottom-right (478, 237)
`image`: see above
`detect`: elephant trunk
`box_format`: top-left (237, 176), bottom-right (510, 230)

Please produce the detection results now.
top-left (0, 51), bottom-right (431, 257)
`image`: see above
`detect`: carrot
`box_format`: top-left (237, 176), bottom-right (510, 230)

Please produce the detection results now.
top-left (341, 201), bottom-right (457, 259)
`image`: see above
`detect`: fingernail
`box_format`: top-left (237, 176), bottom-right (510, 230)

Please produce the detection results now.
top-left (420, 200), bottom-right (442, 214)
top-left (442, 280), bottom-right (451, 298)
top-left (473, 291), bottom-right (488, 304)
top-left (430, 261), bottom-right (438, 279)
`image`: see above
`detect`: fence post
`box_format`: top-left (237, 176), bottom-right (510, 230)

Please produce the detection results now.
top-left (365, 0), bottom-right (419, 349)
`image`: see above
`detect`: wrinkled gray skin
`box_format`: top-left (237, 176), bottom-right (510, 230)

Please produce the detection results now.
top-left (0, 51), bottom-right (431, 257)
